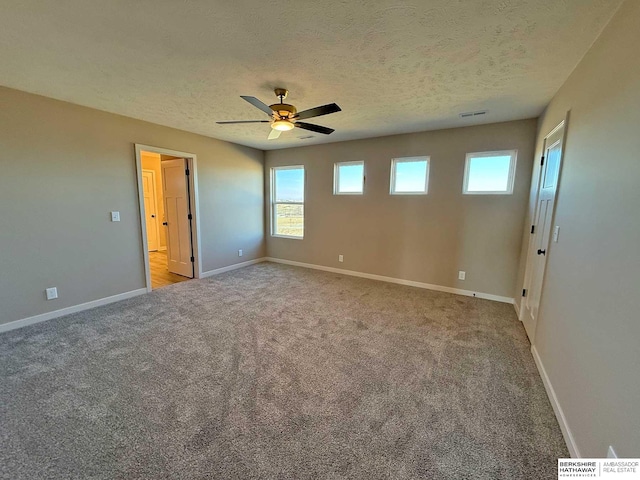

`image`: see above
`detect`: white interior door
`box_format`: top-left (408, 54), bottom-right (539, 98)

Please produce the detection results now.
top-left (161, 158), bottom-right (194, 278)
top-left (142, 170), bottom-right (159, 252)
top-left (522, 123), bottom-right (565, 341)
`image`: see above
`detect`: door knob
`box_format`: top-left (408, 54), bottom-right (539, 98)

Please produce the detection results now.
top-left (151, 214), bottom-right (156, 218)
top-left (163, 222), bottom-right (168, 226)
top-left (537, 249), bottom-right (546, 256)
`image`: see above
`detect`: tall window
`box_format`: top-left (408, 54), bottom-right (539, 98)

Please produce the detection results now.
top-left (271, 166), bottom-right (304, 238)
top-left (390, 156), bottom-right (430, 194)
top-left (334, 161), bottom-right (364, 195)
top-left (463, 150), bottom-right (517, 194)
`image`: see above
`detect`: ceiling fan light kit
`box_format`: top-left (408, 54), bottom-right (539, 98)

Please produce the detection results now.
top-left (272, 120), bottom-right (294, 131)
top-left (217, 88), bottom-right (341, 140)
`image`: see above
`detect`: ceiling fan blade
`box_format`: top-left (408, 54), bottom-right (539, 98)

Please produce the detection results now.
top-left (295, 122), bottom-right (335, 135)
top-left (216, 120), bottom-right (270, 124)
top-left (240, 96), bottom-right (274, 116)
top-left (294, 103), bottom-right (341, 120)
top-left (268, 129), bottom-right (282, 140)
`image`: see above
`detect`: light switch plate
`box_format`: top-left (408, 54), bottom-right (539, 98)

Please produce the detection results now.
top-left (111, 211), bottom-right (120, 222)
top-left (553, 226), bottom-right (560, 242)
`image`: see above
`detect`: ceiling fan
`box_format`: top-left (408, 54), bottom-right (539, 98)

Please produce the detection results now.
top-left (217, 88), bottom-right (341, 140)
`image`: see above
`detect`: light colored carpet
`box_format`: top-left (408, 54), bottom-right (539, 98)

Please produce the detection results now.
top-left (0, 262), bottom-right (567, 479)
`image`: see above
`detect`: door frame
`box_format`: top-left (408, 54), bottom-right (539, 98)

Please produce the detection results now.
top-left (519, 112), bottom-right (570, 330)
top-left (141, 168), bottom-right (161, 252)
top-left (135, 144), bottom-right (202, 292)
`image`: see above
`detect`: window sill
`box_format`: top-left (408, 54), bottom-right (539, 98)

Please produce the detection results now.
top-left (390, 192), bottom-right (428, 195)
top-left (463, 191), bottom-right (513, 195)
top-left (271, 234), bottom-right (304, 240)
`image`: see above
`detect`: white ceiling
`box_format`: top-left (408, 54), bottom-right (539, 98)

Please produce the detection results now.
top-left (0, 0), bottom-right (623, 150)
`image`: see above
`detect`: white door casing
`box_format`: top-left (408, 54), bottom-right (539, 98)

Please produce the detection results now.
top-left (522, 121), bottom-right (565, 341)
top-left (142, 170), bottom-right (159, 252)
top-left (162, 158), bottom-right (194, 278)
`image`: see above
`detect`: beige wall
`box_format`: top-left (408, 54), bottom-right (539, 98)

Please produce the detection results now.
top-left (266, 119), bottom-right (536, 299)
top-left (140, 151), bottom-right (166, 249)
top-left (0, 86), bottom-right (265, 325)
top-left (515, 0), bottom-right (639, 456)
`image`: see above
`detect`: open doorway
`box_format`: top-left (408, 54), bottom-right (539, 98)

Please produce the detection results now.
top-left (135, 145), bottom-right (201, 291)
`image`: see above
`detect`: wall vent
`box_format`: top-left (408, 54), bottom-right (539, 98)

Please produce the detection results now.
top-left (459, 110), bottom-right (488, 118)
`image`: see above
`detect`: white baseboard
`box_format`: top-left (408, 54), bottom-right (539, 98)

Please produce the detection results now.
top-left (531, 345), bottom-right (580, 458)
top-left (200, 257), bottom-right (267, 278)
top-left (264, 257), bottom-right (514, 304)
top-left (0, 288), bottom-right (148, 334)
top-left (514, 299), bottom-right (521, 319)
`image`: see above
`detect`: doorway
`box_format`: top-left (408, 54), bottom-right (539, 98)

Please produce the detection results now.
top-left (135, 145), bottom-right (202, 291)
top-left (521, 118), bottom-right (567, 342)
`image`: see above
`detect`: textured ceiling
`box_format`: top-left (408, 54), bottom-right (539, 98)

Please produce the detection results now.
top-left (0, 0), bottom-right (623, 150)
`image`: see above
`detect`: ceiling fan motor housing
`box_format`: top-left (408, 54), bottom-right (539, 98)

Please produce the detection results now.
top-left (270, 103), bottom-right (297, 119)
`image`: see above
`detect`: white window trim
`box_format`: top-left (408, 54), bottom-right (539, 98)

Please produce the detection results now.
top-left (463, 150), bottom-right (517, 195)
top-left (334, 160), bottom-right (365, 195)
top-left (271, 165), bottom-right (304, 240)
top-left (390, 156), bottom-right (430, 195)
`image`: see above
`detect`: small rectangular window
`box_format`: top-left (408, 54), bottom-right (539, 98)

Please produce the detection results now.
top-left (334, 161), bottom-right (364, 195)
top-left (390, 156), bottom-right (430, 194)
top-left (463, 150), bottom-right (517, 194)
top-left (271, 165), bottom-right (304, 238)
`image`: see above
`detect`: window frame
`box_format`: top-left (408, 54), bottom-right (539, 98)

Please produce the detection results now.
top-left (462, 150), bottom-right (517, 195)
top-left (271, 165), bottom-right (305, 240)
top-left (333, 161), bottom-right (365, 195)
top-left (389, 156), bottom-right (430, 195)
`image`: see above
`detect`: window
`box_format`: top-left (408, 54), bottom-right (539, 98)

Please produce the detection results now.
top-left (334, 161), bottom-right (364, 195)
top-left (463, 150), bottom-right (517, 194)
top-left (271, 166), bottom-right (304, 238)
top-left (390, 156), bottom-right (430, 194)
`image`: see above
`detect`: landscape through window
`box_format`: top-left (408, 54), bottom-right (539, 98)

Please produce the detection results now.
top-left (272, 166), bottom-right (304, 238)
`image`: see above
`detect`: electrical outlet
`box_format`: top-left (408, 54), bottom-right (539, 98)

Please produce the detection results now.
top-left (45, 287), bottom-right (58, 300)
top-left (458, 271), bottom-right (466, 280)
top-left (238, 249), bottom-right (243, 257)
top-left (607, 446), bottom-right (617, 458)
top-left (110, 211), bottom-right (120, 222)
top-left (338, 255), bottom-right (344, 263)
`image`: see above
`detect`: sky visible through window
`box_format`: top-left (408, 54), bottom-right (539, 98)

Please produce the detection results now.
top-left (275, 167), bottom-right (304, 202)
top-left (337, 163), bottom-right (364, 193)
top-left (467, 155), bottom-right (512, 192)
top-left (394, 159), bottom-right (428, 192)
